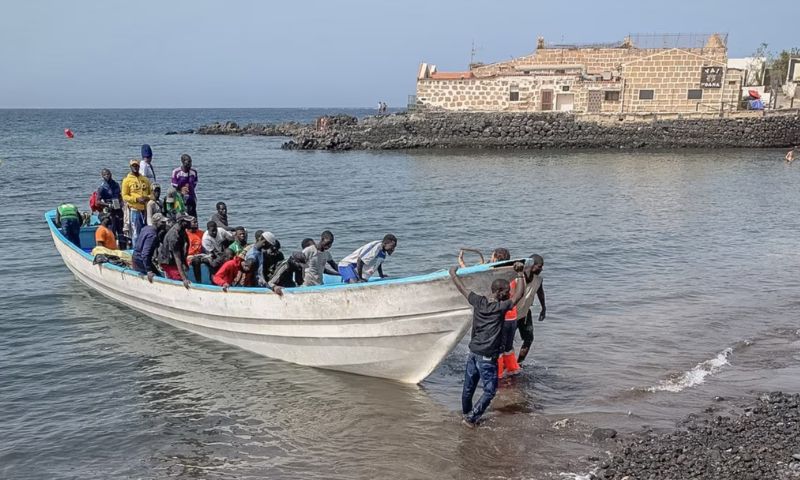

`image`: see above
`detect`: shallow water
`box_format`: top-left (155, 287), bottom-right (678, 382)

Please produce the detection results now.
top-left (1, 109), bottom-right (799, 479)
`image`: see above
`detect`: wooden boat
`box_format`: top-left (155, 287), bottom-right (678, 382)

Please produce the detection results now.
top-left (46, 210), bottom-right (518, 383)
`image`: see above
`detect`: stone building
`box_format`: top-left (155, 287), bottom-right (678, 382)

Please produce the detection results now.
top-left (416, 34), bottom-right (743, 114)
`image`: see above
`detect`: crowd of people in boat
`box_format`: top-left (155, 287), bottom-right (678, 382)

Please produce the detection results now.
top-left (54, 144), bottom-right (398, 296)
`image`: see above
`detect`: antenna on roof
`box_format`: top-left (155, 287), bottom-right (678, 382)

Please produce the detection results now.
top-left (470, 39), bottom-right (477, 65)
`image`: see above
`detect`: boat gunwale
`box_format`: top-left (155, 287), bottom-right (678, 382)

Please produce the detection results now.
top-left (45, 210), bottom-right (516, 295)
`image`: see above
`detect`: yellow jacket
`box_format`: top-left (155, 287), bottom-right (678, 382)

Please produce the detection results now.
top-left (122, 173), bottom-right (152, 211)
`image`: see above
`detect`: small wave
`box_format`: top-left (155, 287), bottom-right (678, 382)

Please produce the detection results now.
top-left (644, 347), bottom-right (733, 393)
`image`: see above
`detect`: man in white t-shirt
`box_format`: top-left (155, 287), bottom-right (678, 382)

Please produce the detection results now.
top-left (302, 230), bottom-right (340, 286)
top-left (337, 234), bottom-right (397, 283)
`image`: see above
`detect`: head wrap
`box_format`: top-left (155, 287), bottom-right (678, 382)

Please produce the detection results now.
top-left (141, 144), bottom-right (153, 159)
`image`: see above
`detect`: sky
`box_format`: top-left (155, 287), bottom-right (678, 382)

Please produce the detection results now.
top-left (1, 0), bottom-right (797, 108)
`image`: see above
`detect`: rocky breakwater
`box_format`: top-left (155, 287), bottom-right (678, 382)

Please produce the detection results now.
top-left (591, 392), bottom-right (800, 480)
top-left (195, 121), bottom-right (308, 137)
top-left (280, 110), bottom-right (800, 150)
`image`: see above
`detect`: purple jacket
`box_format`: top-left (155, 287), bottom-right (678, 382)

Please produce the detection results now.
top-left (170, 167), bottom-right (198, 200)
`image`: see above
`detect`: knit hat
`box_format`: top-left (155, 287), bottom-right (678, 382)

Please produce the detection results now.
top-left (141, 144), bottom-right (153, 159)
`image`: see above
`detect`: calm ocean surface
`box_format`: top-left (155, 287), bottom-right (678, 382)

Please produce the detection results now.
top-left (1, 109), bottom-right (799, 479)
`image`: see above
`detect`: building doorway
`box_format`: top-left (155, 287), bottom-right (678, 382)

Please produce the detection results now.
top-left (541, 90), bottom-right (553, 111)
top-left (556, 93), bottom-right (575, 112)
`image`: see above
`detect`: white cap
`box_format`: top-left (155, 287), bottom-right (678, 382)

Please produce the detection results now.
top-left (261, 231), bottom-right (277, 245)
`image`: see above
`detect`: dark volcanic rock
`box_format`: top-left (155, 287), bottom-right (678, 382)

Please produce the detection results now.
top-left (597, 392), bottom-right (800, 480)
top-left (282, 110), bottom-right (800, 150)
top-left (197, 121), bottom-right (306, 137)
top-left (591, 428), bottom-right (618, 442)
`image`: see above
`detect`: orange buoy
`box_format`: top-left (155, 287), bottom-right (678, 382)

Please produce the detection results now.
top-left (64, 128), bottom-right (74, 139)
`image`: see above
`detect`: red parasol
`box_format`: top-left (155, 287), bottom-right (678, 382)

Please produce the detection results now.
top-left (748, 89), bottom-right (761, 99)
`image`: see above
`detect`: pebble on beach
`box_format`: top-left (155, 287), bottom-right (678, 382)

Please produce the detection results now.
top-left (593, 392), bottom-right (800, 480)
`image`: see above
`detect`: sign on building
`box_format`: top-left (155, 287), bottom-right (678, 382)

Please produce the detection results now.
top-left (700, 66), bottom-right (723, 88)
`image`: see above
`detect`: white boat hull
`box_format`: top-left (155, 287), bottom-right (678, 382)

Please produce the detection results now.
top-left (48, 212), bottom-right (516, 383)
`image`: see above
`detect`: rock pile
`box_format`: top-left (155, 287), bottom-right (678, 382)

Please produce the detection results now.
top-left (194, 110), bottom-right (800, 150)
top-left (594, 392), bottom-right (800, 480)
top-left (196, 121), bottom-right (306, 137)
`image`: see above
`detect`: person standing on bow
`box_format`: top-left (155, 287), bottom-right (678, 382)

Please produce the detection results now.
top-left (121, 158), bottom-right (152, 247)
top-left (140, 144), bottom-right (157, 184)
top-left (170, 154), bottom-right (198, 218)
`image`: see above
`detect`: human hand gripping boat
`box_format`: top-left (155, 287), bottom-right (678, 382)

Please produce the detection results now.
top-left (46, 210), bottom-right (523, 383)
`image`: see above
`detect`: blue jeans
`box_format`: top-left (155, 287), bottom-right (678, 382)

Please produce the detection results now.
top-left (130, 209), bottom-right (145, 247)
top-left (61, 218), bottom-right (82, 248)
top-left (462, 352), bottom-right (498, 424)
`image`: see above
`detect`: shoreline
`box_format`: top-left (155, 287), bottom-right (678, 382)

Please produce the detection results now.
top-left (570, 391), bottom-right (800, 480)
top-left (193, 110), bottom-right (800, 151)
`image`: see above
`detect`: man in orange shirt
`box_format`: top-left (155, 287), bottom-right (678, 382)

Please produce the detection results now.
top-left (185, 217), bottom-right (205, 281)
top-left (94, 213), bottom-right (119, 250)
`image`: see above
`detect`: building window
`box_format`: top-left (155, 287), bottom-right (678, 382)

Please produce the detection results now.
top-left (561, 85), bottom-right (570, 92)
top-left (687, 89), bottom-right (703, 100)
top-left (509, 84), bottom-right (520, 102)
top-left (638, 89), bottom-right (654, 100)
top-left (604, 91), bottom-right (620, 101)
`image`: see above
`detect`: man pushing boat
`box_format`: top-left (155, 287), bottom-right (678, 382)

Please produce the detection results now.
top-left (449, 261), bottom-right (526, 427)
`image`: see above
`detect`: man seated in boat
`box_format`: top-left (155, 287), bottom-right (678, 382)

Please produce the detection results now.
top-left (94, 213), bottom-right (118, 250)
top-left (201, 221), bottom-right (235, 273)
top-left (301, 230), bottom-right (340, 286)
top-left (268, 251), bottom-right (308, 296)
top-left (132, 213), bottom-right (168, 283)
top-left (449, 261), bottom-right (526, 427)
top-left (229, 226), bottom-right (248, 256)
top-left (210, 201), bottom-right (230, 231)
top-left (337, 234), bottom-right (397, 283)
top-left (212, 250), bottom-right (253, 291)
top-left (244, 231), bottom-right (283, 287)
top-left (157, 214), bottom-right (193, 289)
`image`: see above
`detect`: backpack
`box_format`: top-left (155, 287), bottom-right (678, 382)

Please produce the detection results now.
top-left (89, 191), bottom-right (102, 212)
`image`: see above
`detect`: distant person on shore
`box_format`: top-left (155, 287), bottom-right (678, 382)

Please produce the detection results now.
top-left (515, 254), bottom-right (546, 363)
top-left (121, 158), bottom-right (152, 246)
top-left (94, 213), bottom-right (118, 250)
top-left (56, 203), bottom-right (83, 248)
top-left (210, 201), bottom-right (230, 231)
top-left (146, 184), bottom-right (163, 226)
top-left (171, 154), bottom-right (198, 218)
top-left (96, 168), bottom-right (125, 248)
top-left (268, 251), bottom-right (308, 296)
top-left (302, 230), bottom-right (339, 286)
top-left (157, 214), bottom-right (193, 288)
top-left (132, 213), bottom-right (167, 282)
top-left (337, 234), bottom-right (397, 283)
top-left (449, 261), bottom-right (526, 427)
top-left (786, 146), bottom-right (797, 163)
top-left (377, 101), bottom-right (383, 114)
top-left (140, 144), bottom-right (156, 184)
